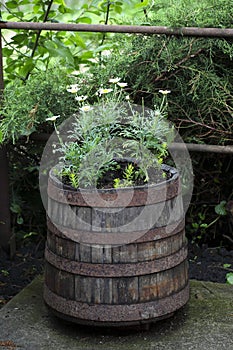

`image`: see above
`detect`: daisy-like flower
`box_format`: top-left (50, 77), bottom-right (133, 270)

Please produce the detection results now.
top-left (109, 77), bottom-right (121, 84)
top-left (79, 105), bottom-right (92, 112)
top-left (98, 88), bottom-right (113, 95)
top-left (125, 95), bottom-right (130, 101)
top-left (75, 95), bottom-right (88, 102)
top-left (159, 89), bottom-right (171, 95)
top-left (117, 82), bottom-right (128, 88)
top-left (46, 115), bottom-right (60, 122)
top-left (66, 84), bottom-right (80, 94)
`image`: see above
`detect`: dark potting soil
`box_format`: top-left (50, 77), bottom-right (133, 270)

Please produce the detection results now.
top-left (60, 160), bottom-right (171, 190)
top-left (0, 238), bottom-right (232, 308)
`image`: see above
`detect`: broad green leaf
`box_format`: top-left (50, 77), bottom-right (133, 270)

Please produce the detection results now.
top-left (58, 4), bottom-right (72, 14)
top-left (37, 46), bottom-right (49, 55)
top-left (86, 10), bottom-right (101, 16)
top-left (11, 34), bottom-right (28, 44)
top-left (10, 203), bottom-right (21, 214)
top-left (18, 59), bottom-right (35, 77)
top-left (5, 1), bottom-right (19, 9)
top-left (215, 201), bottom-right (227, 216)
top-left (80, 51), bottom-right (94, 60)
top-left (33, 5), bottom-right (40, 13)
top-left (44, 41), bottom-right (57, 51)
top-left (20, 0), bottom-right (31, 4)
top-left (17, 216), bottom-right (24, 225)
top-left (53, 0), bottom-right (66, 4)
top-left (224, 264), bottom-right (231, 268)
top-left (78, 17), bottom-right (92, 24)
top-left (70, 33), bottom-right (86, 49)
top-left (226, 273), bottom-right (233, 285)
top-left (2, 48), bottom-right (14, 57)
top-left (114, 5), bottom-right (123, 14)
top-left (134, 0), bottom-right (149, 8)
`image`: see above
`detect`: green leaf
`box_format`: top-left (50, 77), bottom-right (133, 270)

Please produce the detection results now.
top-left (77, 17), bottom-right (92, 24)
top-left (33, 4), bottom-right (40, 13)
top-left (58, 4), bottom-right (72, 14)
top-left (215, 201), bottom-right (227, 216)
top-left (79, 51), bottom-right (94, 60)
top-left (226, 273), bottom-right (233, 285)
top-left (53, 0), bottom-right (66, 4)
top-left (223, 264), bottom-right (231, 268)
top-left (23, 231), bottom-right (38, 239)
top-left (18, 58), bottom-right (35, 77)
top-left (134, 0), bottom-right (149, 8)
top-left (2, 48), bottom-right (14, 57)
top-left (114, 5), bottom-right (123, 14)
top-left (200, 223), bottom-right (208, 228)
top-left (71, 33), bottom-right (86, 48)
top-left (5, 1), bottom-right (19, 9)
top-left (10, 203), bottom-right (21, 214)
top-left (17, 216), bottom-right (24, 225)
top-left (0, 130), bottom-right (3, 144)
top-left (11, 33), bottom-right (28, 44)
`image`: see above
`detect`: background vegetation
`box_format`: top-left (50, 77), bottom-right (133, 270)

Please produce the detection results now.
top-left (0, 0), bottom-right (232, 250)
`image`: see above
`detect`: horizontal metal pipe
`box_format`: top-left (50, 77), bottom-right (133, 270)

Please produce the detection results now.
top-left (1, 21), bottom-right (233, 38)
top-left (27, 134), bottom-right (233, 154)
top-left (170, 143), bottom-right (233, 154)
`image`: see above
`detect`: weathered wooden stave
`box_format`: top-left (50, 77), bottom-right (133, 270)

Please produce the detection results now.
top-left (44, 165), bottom-right (189, 326)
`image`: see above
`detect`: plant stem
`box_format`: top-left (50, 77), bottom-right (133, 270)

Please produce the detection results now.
top-left (99, 0), bottom-right (111, 65)
top-left (141, 0), bottom-right (148, 21)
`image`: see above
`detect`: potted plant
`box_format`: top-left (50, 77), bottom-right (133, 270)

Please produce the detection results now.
top-left (42, 79), bottom-right (189, 327)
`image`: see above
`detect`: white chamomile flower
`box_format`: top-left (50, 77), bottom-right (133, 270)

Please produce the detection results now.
top-left (46, 115), bottom-right (60, 122)
top-left (79, 105), bottom-right (92, 112)
top-left (75, 95), bottom-right (88, 102)
top-left (66, 84), bottom-right (80, 93)
top-left (125, 95), bottom-right (130, 101)
top-left (117, 82), bottom-right (127, 88)
top-left (159, 89), bottom-right (171, 95)
top-left (98, 88), bottom-right (113, 95)
top-left (109, 77), bottom-right (121, 84)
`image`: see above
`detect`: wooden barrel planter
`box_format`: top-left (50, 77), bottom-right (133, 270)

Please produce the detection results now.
top-left (44, 164), bottom-right (189, 327)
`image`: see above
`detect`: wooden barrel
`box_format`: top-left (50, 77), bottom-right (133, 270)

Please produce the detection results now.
top-left (44, 164), bottom-right (189, 326)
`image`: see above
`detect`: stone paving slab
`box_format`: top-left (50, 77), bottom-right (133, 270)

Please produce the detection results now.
top-left (0, 275), bottom-right (232, 350)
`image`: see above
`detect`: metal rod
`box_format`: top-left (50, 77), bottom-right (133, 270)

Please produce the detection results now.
top-left (1, 21), bottom-right (233, 38)
top-left (170, 143), bottom-right (233, 154)
top-left (27, 133), bottom-right (233, 154)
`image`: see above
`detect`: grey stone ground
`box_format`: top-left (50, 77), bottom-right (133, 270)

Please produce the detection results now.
top-left (0, 275), bottom-right (232, 350)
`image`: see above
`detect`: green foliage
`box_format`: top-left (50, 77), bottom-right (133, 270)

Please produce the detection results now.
top-left (151, 0), bottom-right (233, 28)
top-left (102, 32), bottom-right (233, 145)
top-left (0, 68), bottom-right (81, 143)
top-left (1, 0), bottom-right (148, 83)
top-left (1, 269), bottom-right (9, 277)
top-left (215, 201), bottom-right (227, 216)
top-left (1, 0), bottom-right (233, 247)
top-left (189, 199), bottom-right (229, 243)
top-left (113, 163), bottom-right (145, 188)
top-left (54, 83), bottom-right (173, 188)
top-left (226, 273), bottom-right (233, 285)
top-left (8, 138), bottom-right (47, 239)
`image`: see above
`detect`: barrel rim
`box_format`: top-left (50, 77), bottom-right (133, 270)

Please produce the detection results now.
top-left (47, 163), bottom-right (181, 207)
